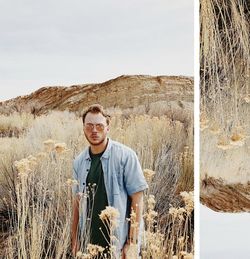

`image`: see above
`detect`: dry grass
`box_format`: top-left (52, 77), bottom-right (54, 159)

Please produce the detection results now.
top-left (200, 0), bottom-right (250, 135)
top-left (0, 110), bottom-right (193, 258)
top-left (200, 0), bottom-right (250, 185)
top-left (0, 112), bottom-right (34, 137)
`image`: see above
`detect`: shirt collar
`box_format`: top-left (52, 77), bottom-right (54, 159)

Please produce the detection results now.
top-left (101, 138), bottom-right (112, 159)
top-left (83, 138), bottom-right (112, 160)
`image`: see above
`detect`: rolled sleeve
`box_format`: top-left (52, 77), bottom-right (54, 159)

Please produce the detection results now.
top-left (123, 150), bottom-right (148, 196)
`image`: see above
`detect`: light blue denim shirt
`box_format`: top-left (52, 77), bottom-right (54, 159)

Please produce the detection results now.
top-left (72, 138), bottom-right (148, 252)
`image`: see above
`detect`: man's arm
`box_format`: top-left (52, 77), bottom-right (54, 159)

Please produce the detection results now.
top-left (122, 191), bottom-right (144, 258)
top-left (71, 195), bottom-right (80, 256)
top-left (121, 150), bottom-right (148, 258)
top-left (128, 191), bottom-right (144, 242)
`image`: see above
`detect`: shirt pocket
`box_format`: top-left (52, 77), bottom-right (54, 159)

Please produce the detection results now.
top-left (111, 164), bottom-right (123, 195)
top-left (112, 177), bottom-right (120, 195)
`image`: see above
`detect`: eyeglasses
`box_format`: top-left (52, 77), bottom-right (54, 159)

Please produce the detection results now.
top-left (84, 123), bottom-right (106, 132)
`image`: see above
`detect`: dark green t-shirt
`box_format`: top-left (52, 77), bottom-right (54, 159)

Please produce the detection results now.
top-left (86, 149), bottom-right (110, 252)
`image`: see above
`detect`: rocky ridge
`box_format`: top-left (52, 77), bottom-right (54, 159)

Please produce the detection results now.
top-left (0, 75), bottom-right (193, 115)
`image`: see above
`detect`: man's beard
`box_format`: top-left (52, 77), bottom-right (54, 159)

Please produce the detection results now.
top-left (84, 133), bottom-right (106, 146)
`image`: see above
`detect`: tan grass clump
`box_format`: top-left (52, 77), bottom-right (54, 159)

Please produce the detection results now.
top-left (0, 112), bottom-right (34, 137)
top-left (142, 191), bottom-right (194, 258)
top-left (143, 169), bottom-right (156, 184)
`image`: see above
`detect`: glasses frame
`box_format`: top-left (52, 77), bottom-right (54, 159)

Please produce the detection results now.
top-left (84, 123), bottom-right (107, 132)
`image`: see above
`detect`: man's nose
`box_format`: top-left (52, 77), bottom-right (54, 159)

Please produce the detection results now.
top-left (92, 125), bottom-right (98, 132)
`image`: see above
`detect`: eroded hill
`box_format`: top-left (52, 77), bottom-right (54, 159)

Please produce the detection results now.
top-left (0, 75), bottom-right (193, 115)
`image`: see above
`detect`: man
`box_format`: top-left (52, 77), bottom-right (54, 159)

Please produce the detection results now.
top-left (71, 104), bottom-right (148, 258)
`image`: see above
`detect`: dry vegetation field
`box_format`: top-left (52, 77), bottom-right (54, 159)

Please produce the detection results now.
top-left (0, 107), bottom-right (193, 258)
top-left (200, 0), bottom-right (250, 184)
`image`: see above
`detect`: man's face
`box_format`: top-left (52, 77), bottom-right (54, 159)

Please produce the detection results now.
top-left (83, 112), bottom-right (109, 146)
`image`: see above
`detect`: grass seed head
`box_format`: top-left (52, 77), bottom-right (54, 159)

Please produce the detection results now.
top-left (43, 139), bottom-right (55, 152)
top-left (143, 169), bottom-right (156, 183)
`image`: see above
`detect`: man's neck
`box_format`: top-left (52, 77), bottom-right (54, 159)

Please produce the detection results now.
top-left (90, 138), bottom-right (108, 154)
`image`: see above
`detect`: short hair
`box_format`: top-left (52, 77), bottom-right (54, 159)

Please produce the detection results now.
top-left (82, 104), bottom-right (110, 125)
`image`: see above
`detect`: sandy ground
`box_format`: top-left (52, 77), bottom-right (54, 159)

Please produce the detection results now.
top-left (200, 204), bottom-right (250, 258)
top-left (200, 129), bottom-right (250, 184)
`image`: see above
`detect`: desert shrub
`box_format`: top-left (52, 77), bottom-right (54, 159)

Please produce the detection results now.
top-left (0, 113), bottom-right (34, 137)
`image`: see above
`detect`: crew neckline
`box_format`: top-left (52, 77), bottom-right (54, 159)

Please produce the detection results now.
top-left (89, 139), bottom-right (109, 158)
top-left (89, 147), bottom-right (106, 158)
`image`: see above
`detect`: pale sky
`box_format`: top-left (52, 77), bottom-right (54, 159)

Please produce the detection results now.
top-left (200, 205), bottom-right (250, 258)
top-left (0, 0), bottom-right (193, 101)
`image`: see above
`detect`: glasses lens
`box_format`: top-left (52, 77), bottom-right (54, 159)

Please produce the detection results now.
top-left (95, 124), bottom-right (104, 131)
top-left (85, 123), bottom-right (105, 132)
top-left (85, 124), bottom-right (93, 131)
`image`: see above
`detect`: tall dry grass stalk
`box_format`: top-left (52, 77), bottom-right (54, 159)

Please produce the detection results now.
top-left (3, 142), bottom-right (73, 258)
top-left (200, 0), bottom-right (250, 135)
top-left (0, 110), bottom-right (193, 258)
top-left (141, 191), bottom-right (194, 259)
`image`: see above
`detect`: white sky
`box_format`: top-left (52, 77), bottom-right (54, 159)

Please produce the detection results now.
top-left (0, 0), bottom-right (193, 101)
top-left (200, 205), bottom-right (250, 259)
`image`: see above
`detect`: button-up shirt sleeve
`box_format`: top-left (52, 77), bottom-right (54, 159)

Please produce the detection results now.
top-left (123, 150), bottom-right (148, 196)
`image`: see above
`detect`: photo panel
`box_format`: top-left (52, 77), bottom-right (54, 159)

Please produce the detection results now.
top-left (200, 0), bottom-right (250, 258)
top-left (0, 1), bottom-right (194, 258)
